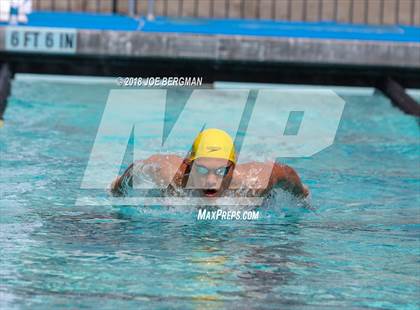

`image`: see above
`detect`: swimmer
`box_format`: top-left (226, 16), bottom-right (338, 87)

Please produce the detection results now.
top-left (111, 128), bottom-right (309, 199)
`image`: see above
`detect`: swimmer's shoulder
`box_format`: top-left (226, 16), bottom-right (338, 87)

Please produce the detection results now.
top-left (144, 154), bottom-right (184, 167)
top-left (233, 161), bottom-right (274, 177)
top-left (231, 161), bottom-right (272, 188)
top-left (142, 154), bottom-right (186, 183)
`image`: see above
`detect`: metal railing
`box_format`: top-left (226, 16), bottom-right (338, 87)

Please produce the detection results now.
top-left (31, 0), bottom-right (419, 25)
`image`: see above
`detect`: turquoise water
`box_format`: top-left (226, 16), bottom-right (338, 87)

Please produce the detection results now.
top-left (1, 78), bottom-right (419, 309)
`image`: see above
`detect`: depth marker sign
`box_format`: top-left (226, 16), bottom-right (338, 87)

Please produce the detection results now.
top-left (5, 26), bottom-right (77, 54)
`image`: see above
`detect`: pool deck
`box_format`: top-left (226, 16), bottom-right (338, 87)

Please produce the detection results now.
top-left (0, 12), bottom-right (420, 68)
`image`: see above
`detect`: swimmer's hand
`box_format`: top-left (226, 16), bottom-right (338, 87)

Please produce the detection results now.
top-left (303, 184), bottom-right (310, 198)
top-left (110, 176), bottom-right (123, 196)
top-left (111, 176), bottom-right (120, 189)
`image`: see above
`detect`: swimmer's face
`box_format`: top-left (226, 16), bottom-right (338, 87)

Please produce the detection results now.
top-left (188, 157), bottom-right (234, 197)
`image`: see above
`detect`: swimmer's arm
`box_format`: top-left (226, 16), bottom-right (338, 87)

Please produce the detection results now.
top-left (110, 154), bottom-right (183, 196)
top-left (269, 163), bottom-right (309, 198)
top-left (110, 157), bottom-right (153, 195)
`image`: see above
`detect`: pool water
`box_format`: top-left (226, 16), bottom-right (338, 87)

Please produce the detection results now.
top-left (1, 77), bottom-right (419, 309)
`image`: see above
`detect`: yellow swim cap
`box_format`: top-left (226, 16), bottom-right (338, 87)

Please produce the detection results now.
top-left (189, 128), bottom-right (236, 164)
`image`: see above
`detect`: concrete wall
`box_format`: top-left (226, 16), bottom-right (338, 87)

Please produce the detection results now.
top-left (75, 30), bottom-right (420, 68)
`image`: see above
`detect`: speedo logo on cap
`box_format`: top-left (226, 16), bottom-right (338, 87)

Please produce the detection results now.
top-left (206, 146), bottom-right (221, 152)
